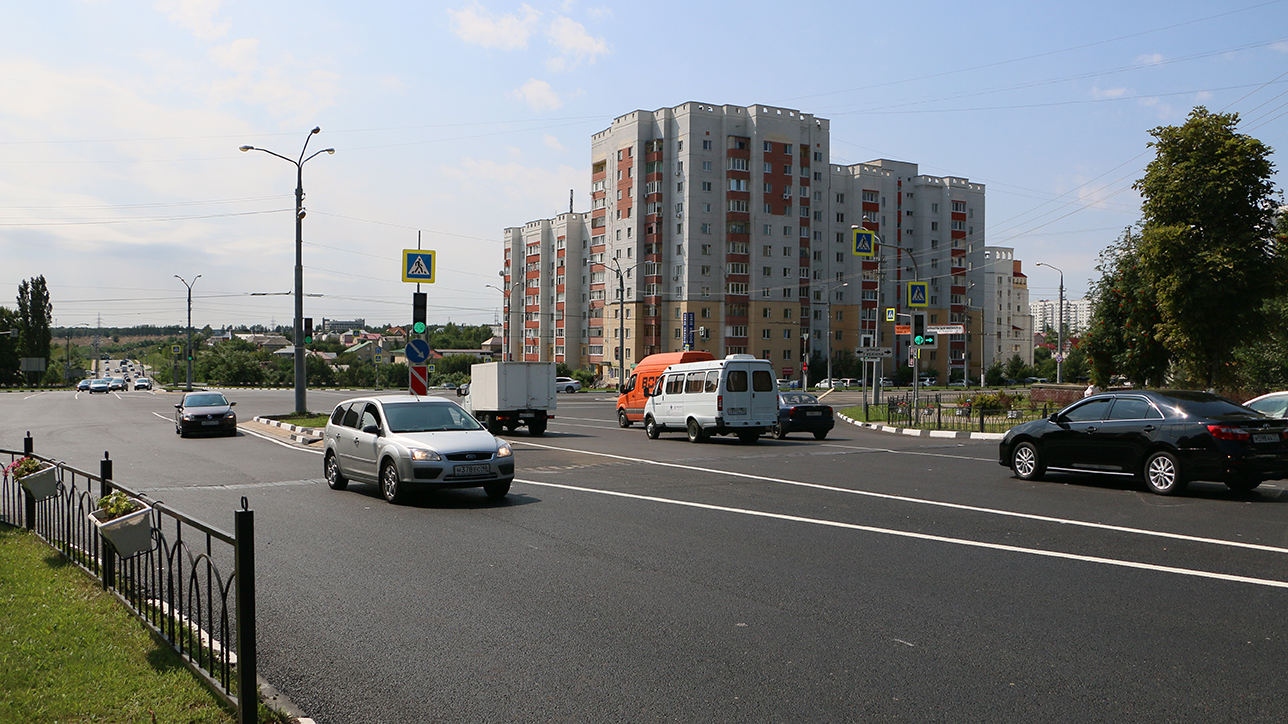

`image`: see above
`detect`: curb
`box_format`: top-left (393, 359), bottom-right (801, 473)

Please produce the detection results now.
top-left (837, 413), bottom-right (1005, 441)
top-left (253, 417), bottom-right (323, 444)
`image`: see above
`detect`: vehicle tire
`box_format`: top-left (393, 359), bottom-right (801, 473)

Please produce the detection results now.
top-left (325, 453), bottom-right (348, 491)
top-left (645, 416), bottom-right (660, 440)
top-left (486, 415), bottom-right (503, 434)
top-left (686, 419), bottom-right (708, 443)
top-left (505, 422), bottom-right (518, 433)
top-left (381, 460), bottom-right (407, 504)
top-left (564, 385), bottom-right (575, 394)
top-left (772, 422), bottom-right (787, 439)
top-left (484, 480), bottom-right (511, 499)
top-left (529, 419), bottom-right (547, 436)
top-left (737, 430), bottom-right (759, 444)
top-left (1010, 441), bottom-right (1045, 481)
top-left (1224, 475), bottom-right (1262, 493)
top-left (1143, 450), bottom-right (1186, 495)
top-left (617, 409), bottom-right (632, 428)
top-left (813, 430), bottom-right (829, 440)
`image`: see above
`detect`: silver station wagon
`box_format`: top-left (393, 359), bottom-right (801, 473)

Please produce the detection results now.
top-left (323, 395), bottom-right (515, 504)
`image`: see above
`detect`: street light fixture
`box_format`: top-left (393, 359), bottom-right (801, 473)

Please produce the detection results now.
top-left (817, 281), bottom-right (848, 388)
top-left (240, 127), bottom-right (334, 414)
top-left (175, 274), bottom-right (201, 392)
top-left (609, 258), bottom-right (640, 390)
top-left (1035, 262), bottom-right (1065, 384)
top-left (486, 274), bottom-right (514, 361)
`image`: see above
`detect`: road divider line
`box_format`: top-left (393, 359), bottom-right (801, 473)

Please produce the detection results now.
top-left (512, 439), bottom-right (1288, 556)
top-left (516, 478), bottom-right (1288, 590)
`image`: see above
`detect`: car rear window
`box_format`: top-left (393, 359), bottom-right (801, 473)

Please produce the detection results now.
top-left (330, 405), bottom-right (348, 426)
top-left (1166, 394), bottom-right (1260, 420)
top-left (383, 402), bottom-right (482, 433)
top-left (752, 369), bottom-right (774, 392)
top-left (342, 404), bottom-right (361, 428)
top-left (726, 370), bottom-right (747, 392)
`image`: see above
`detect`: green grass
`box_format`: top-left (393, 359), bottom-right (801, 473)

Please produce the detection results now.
top-left (262, 412), bottom-right (330, 428)
top-left (0, 525), bottom-right (242, 724)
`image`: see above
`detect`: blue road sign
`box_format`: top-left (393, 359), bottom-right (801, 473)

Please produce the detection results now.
top-left (402, 249), bottom-right (436, 283)
top-left (852, 228), bottom-right (877, 257)
top-left (907, 281), bottom-right (929, 308)
top-left (405, 338), bottom-right (431, 364)
top-left (885, 307), bottom-right (895, 322)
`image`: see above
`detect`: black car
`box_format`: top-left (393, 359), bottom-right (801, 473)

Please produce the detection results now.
top-left (772, 392), bottom-right (835, 440)
top-left (999, 390), bottom-right (1288, 495)
top-left (174, 392), bottom-right (238, 437)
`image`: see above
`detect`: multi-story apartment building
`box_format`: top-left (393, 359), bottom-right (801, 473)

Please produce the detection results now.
top-left (501, 102), bottom-right (1031, 385)
top-left (970, 247), bottom-right (1035, 370)
top-left (1033, 297), bottom-right (1092, 337)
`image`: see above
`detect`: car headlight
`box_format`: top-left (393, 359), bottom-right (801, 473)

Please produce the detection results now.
top-left (224, 411), bottom-right (236, 419)
top-left (409, 448), bottom-right (441, 462)
top-left (496, 444), bottom-right (513, 458)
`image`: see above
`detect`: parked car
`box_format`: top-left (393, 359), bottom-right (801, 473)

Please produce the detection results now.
top-left (948, 380), bottom-right (967, 388)
top-left (773, 392), bottom-right (835, 440)
top-left (174, 392), bottom-right (238, 438)
top-left (1000, 390), bottom-right (1288, 495)
top-left (878, 378), bottom-right (893, 387)
top-left (88, 378), bottom-right (110, 394)
top-left (133, 377), bottom-right (152, 390)
top-left (323, 395), bottom-right (514, 504)
top-left (555, 376), bottom-right (581, 393)
top-left (1244, 391), bottom-right (1288, 418)
top-left (76, 379), bottom-right (92, 391)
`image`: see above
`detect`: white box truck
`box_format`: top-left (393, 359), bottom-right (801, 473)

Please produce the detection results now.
top-left (457, 362), bottom-right (557, 435)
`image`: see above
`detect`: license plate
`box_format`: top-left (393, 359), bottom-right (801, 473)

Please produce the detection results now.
top-left (454, 464), bottom-right (491, 475)
top-left (807, 411), bottom-right (822, 417)
top-left (729, 407), bottom-right (747, 415)
top-left (1253, 433), bottom-right (1278, 444)
top-left (519, 412), bottom-right (534, 418)
top-left (201, 420), bottom-right (219, 426)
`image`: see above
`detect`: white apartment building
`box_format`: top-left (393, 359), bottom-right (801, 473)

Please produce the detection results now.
top-left (972, 247), bottom-right (1035, 369)
top-left (502, 101), bottom-right (1029, 383)
top-left (1034, 297), bottom-right (1092, 336)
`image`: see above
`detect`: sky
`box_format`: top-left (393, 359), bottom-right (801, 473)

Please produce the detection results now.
top-left (2, 0), bottom-right (1286, 333)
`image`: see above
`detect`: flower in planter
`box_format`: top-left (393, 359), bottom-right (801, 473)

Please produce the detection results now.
top-left (5, 456), bottom-right (43, 479)
top-left (97, 490), bottom-right (144, 522)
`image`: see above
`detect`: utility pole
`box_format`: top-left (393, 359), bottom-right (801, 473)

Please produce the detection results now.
top-left (1037, 263), bottom-right (1065, 384)
top-left (175, 274), bottom-right (200, 392)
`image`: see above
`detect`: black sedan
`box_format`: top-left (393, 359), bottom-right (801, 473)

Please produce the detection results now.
top-left (772, 392), bottom-right (834, 440)
top-left (999, 390), bottom-right (1288, 495)
top-left (174, 392), bottom-right (238, 437)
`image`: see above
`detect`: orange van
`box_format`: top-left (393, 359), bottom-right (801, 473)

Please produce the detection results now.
top-left (616, 350), bottom-right (715, 427)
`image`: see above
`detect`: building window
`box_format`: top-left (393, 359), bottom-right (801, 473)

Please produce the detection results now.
top-left (702, 140), bottom-right (712, 150)
top-left (702, 181), bottom-right (712, 191)
top-left (702, 161), bottom-right (713, 172)
top-left (783, 350), bottom-right (792, 360)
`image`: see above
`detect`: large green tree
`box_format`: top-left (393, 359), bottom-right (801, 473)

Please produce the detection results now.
top-left (0, 306), bottom-right (20, 386)
top-left (1081, 228), bottom-right (1170, 387)
top-left (16, 276), bottom-right (53, 372)
top-left (1133, 107), bottom-right (1283, 387)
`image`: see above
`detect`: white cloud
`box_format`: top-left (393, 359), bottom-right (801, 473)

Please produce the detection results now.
top-left (543, 134), bottom-right (565, 151)
top-left (1194, 91), bottom-right (1213, 102)
top-left (208, 38), bottom-right (258, 74)
top-left (512, 78), bottom-right (561, 110)
top-left (446, 3), bottom-right (541, 50)
top-left (154, 0), bottom-right (230, 40)
top-left (1090, 86), bottom-right (1128, 99)
top-left (544, 15), bottom-right (608, 70)
top-left (441, 157), bottom-right (582, 208)
top-left (1136, 53), bottom-right (1164, 66)
top-left (586, 6), bottom-right (613, 19)
top-left (1273, 41), bottom-right (1288, 53)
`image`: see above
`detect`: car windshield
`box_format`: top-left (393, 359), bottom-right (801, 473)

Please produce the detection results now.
top-left (780, 393), bottom-right (819, 405)
top-left (383, 402), bottom-right (482, 433)
top-left (185, 394), bottom-right (228, 407)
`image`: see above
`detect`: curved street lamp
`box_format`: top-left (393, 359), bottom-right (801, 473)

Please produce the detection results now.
top-left (1035, 262), bottom-right (1065, 383)
top-left (486, 275), bottom-right (514, 361)
top-left (240, 127), bottom-right (334, 413)
top-left (175, 274), bottom-right (201, 391)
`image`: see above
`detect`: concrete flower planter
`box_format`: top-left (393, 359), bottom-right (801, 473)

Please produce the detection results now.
top-left (89, 500), bottom-right (154, 558)
top-left (18, 462), bottom-right (59, 501)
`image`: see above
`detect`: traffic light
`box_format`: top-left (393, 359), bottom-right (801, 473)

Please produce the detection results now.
top-left (303, 317), bottom-right (313, 345)
top-left (914, 332), bottom-right (936, 347)
top-left (412, 292), bottom-right (427, 334)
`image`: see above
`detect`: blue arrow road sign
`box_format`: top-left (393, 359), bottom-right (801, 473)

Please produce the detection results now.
top-left (907, 281), bottom-right (929, 308)
top-left (402, 249), bottom-right (436, 283)
top-left (405, 338), bottom-right (431, 364)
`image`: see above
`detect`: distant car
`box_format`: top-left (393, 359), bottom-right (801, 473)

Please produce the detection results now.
top-left (444, 383), bottom-right (458, 390)
top-left (1244, 391), bottom-right (1288, 418)
top-left (555, 376), bottom-right (581, 393)
top-left (773, 392), bottom-right (835, 440)
top-left (108, 378), bottom-right (126, 391)
top-left (76, 379), bottom-right (91, 391)
top-left (322, 395), bottom-right (514, 504)
top-left (88, 378), bottom-right (110, 394)
top-left (1000, 389), bottom-right (1288, 494)
top-left (878, 378), bottom-right (893, 387)
top-left (948, 380), bottom-right (967, 387)
top-left (174, 392), bottom-right (237, 437)
top-left (133, 377), bottom-right (152, 390)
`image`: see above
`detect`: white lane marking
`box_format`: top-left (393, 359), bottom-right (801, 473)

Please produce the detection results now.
top-left (24, 391), bottom-right (50, 400)
top-left (512, 439), bottom-right (1288, 556)
top-left (151, 412), bottom-right (323, 455)
top-left (516, 479), bottom-right (1288, 590)
top-left (820, 442), bottom-right (996, 462)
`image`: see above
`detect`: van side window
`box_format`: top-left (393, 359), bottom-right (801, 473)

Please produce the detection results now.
top-left (686, 372), bottom-right (706, 394)
top-left (665, 374), bottom-right (685, 395)
top-left (727, 370), bottom-right (748, 392)
top-left (752, 369), bottom-right (774, 392)
top-left (624, 375), bottom-right (636, 393)
top-left (704, 370), bottom-right (720, 393)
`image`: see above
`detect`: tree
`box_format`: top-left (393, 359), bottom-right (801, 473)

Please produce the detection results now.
top-left (1134, 107), bottom-right (1284, 387)
top-left (0, 306), bottom-right (18, 386)
top-left (1081, 228), bottom-right (1170, 387)
top-left (16, 276), bottom-right (53, 381)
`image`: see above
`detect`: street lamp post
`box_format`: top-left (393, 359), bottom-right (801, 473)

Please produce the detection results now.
top-left (1035, 262), bottom-right (1065, 384)
top-left (175, 274), bottom-right (201, 392)
top-left (240, 127), bottom-right (334, 414)
top-left (486, 274), bottom-right (514, 361)
top-left (609, 259), bottom-right (639, 390)
top-left (815, 281), bottom-right (849, 388)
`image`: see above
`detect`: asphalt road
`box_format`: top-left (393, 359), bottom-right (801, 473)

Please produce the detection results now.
top-left (4, 387), bottom-right (1288, 723)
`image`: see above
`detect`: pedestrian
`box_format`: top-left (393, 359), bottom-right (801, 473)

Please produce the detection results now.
top-left (1084, 382), bottom-right (1099, 397)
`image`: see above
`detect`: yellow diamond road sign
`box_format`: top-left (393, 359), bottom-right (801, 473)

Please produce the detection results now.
top-left (402, 250), bottom-right (436, 283)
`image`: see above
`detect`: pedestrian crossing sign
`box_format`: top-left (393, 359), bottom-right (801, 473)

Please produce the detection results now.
top-left (852, 228), bottom-right (877, 257)
top-left (907, 281), bottom-right (929, 308)
top-left (885, 308), bottom-right (895, 322)
top-left (402, 250), bottom-right (436, 283)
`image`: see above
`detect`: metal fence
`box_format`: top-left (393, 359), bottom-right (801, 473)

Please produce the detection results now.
top-left (866, 393), bottom-right (1054, 433)
top-left (1, 434), bottom-right (257, 724)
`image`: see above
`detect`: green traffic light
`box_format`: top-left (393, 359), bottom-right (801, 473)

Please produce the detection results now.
top-left (413, 322), bottom-right (426, 334)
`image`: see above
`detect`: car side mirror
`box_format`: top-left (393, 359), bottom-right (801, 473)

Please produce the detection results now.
top-left (456, 386), bottom-right (466, 396)
top-left (1048, 413), bottom-right (1062, 423)
top-left (362, 424), bottom-right (380, 435)
top-left (229, 401), bottom-right (236, 406)
top-left (174, 403), bottom-right (182, 409)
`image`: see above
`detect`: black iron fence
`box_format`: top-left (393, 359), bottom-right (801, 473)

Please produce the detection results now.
top-left (865, 393), bottom-right (1053, 433)
top-left (1, 433), bottom-right (257, 724)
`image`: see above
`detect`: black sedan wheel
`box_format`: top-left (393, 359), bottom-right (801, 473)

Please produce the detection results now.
top-left (485, 480), bottom-right (511, 499)
top-left (1011, 442), bottom-right (1045, 481)
top-left (813, 430), bottom-right (828, 440)
top-left (381, 461), bottom-right (407, 504)
top-left (772, 422), bottom-right (788, 439)
top-left (325, 453), bottom-right (348, 491)
top-left (1225, 475), bottom-right (1262, 493)
top-left (1144, 451), bottom-right (1186, 495)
